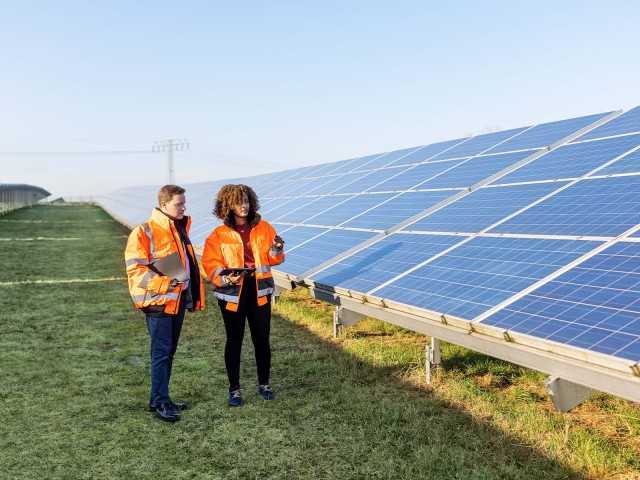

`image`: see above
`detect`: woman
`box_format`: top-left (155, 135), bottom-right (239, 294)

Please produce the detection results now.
top-left (202, 184), bottom-right (284, 406)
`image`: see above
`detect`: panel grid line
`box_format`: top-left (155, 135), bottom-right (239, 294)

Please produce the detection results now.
top-left (473, 223), bottom-right (640, 323)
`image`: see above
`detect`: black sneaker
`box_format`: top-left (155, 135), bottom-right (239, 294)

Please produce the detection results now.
top-left (229, 388), bottom-right (244, 407)
top-left (148, 400), bottom-right (189, 412)
top-left (155, 403), bottom-right (180, 422)
top-left (258, 384), bottom-right (275, 400)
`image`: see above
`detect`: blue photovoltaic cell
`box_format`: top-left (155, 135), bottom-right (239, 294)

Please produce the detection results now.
top-left (310, 233), bottom-right (461, 293)
top-left (484, 112), bottom-right (612, 154)
top-left (318, 155), bottom-right (362, 175)
top-left (264, 178), bottom-right (314, 198)
top-left (190, 218), bottom-right (219, 246)
top-left (285, 163), bottom-right (339, 182)
top-left (491, 176), bottom-right (640, 237)
top-left (407, 182), bottom-right (565, 234)
top-left (331, 166), bottom-right (408, 194)
top-left (418, 151), bottom-right (531, 189)
top-left (596, 146), bottom-right (640, 176)
top-left (305, 193), bottom-right (394, 227)
top-left (387, 138), bottom-right (469, 167)
top-left (344, 190), bottom-right (457, 231)
top-left (355, 146), bottom-right (423, 171)
top-left (269, 165), bottom-right (310, 183)
top-left (272, 195), bottom-right (354, 224)
top-left (481, 241), bottom-right (640, 361)
top-left (368, 160), bottom-right (462, 193)
top-left (282, 229), bottom-right (377, 277)
top-left (577, 106), bottom-right (640, 141)
top-left (373, 236), bottom-right (599, 319)
top-left (430, 126), bottom-right (530, 161)
top-left (326, 155), bottom-right (381, 176)
top-left (270, 224), bottom-right (325, 249)
top-left (278, 174), bottom-right (352, 198)
top-left (99, 194), bottom-right (150, 227)
top-left (260, 197), bottom-right (311, 220)
top-left (311, 159), bottom-right (359, 178)
top-left (495, 134), bottom-right (640, 184)
top-left (303, 171), bottom-right (366, 196)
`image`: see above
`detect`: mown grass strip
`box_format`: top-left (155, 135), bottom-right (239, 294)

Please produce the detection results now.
top-left (1, 204), bottom-right (638, 479)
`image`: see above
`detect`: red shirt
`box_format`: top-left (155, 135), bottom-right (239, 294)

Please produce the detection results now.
top-left (236, 224), bottom-right (255, 268)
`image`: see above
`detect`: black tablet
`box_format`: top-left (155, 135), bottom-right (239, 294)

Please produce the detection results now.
top-left (219, 267), bottom-right (256, 276)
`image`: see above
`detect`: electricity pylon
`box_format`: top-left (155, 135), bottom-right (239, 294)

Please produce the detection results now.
top-left (153, 139), bottom-right (189, 184)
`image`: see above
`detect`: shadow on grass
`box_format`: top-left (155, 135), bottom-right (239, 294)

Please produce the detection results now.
top-left (268, 298), bottom-right (589, 480)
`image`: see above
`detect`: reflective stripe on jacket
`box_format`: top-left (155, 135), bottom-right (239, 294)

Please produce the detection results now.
top-left (125, 208), bottom-right (205, 314)
top-left (201, 215), bottom-right (284, 312)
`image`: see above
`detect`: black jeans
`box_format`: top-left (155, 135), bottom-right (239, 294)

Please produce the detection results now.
top-left (219, 278), bottom-right (272, 388)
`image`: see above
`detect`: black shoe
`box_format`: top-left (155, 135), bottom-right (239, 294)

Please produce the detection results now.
top-left (171, 401), bottom-right (189, 411)
top-left (149, 400), bottom-right (189, 412)
top-left (155, 403), bottom-right (180, 422)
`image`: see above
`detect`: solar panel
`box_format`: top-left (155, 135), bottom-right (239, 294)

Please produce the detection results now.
top-left (430, 126), bottom-right (530, 160)
top-left (303, 193), bottom-right (395, 227)
top-left (576, 106), bottom-right (640, 141)
top-left (273, 195), bottom-right (354, 224)
top-left (365, 160), bottom-right (464, 193)
top-left (416, 151), bottom-right (532, 189)
top-left (490, 176), bottom-right (640, 237)
top-left (483, 111), bottom-right (613, 154)
top-left (98, 106), bottom-right (640, 406)
top-left (279, 228), bottom-right (377, 277)
top-left (480, 241), bottom-right (640, 362)
top-left (311, 233), bottom-right (461, 293)
top-left (343, 190), bottom-right (457, 231)
top-left (353, 146), bottom-right (424, 171)
top-left (494, 134), bottom-right (640, 184)
top-left (387, 137), bottom-right (469, 167)
top-left (596, 146), bottom-right (640, 176)
top-left (406, 182), bottom-right (565, 233)
top-left (369, 236), bottom-right (600, 319)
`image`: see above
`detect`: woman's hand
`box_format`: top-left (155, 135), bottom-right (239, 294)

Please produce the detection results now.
top-left (227, 271), bottom-right (246, 285)
top-left (273, 235), bottom-right (284, 249)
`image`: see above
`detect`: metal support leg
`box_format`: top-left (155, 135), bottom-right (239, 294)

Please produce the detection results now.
top-left (544, 376), bottom-right (598, 412)
top-left (272, 284), bottom-right (290, 305)
top-left (333, 306), bottom-right (365, 338)
top-left (333, 309), bottom-right (340, 338)
top-left (426, 337), bottom-right (441, 384)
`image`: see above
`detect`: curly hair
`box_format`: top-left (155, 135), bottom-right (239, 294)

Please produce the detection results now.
top-left (213, 184), bottom-right (260, 221)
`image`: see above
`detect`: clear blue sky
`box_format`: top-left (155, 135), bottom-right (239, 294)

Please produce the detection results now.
top-left (1, 1), bottom-right (639, 199)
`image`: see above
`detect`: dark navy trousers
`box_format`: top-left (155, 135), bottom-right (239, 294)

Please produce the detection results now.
top-left (146, 294), bottom-right (186, 407)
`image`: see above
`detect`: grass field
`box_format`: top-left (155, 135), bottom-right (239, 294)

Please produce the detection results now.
top-left (1, 204), bottom-right (639, 479)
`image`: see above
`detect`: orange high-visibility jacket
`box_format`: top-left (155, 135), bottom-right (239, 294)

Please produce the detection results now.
top-left (201, 214), bottom-right (284, 312)
top-left (125, 208), bottom-right (205, 314)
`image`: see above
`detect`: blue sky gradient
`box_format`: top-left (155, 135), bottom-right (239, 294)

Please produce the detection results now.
top-left (1, 1), bottom-right (639, 198)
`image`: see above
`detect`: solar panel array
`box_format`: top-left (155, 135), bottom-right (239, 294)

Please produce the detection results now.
top-left (99, 106), bottom-right (640, 393)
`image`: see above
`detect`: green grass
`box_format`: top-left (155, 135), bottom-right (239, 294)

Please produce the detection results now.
top-left (1, 205), bottom-right (639, 479)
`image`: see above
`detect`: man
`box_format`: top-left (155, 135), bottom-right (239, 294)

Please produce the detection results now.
top-left (124, 184), bottom-right (205, 422)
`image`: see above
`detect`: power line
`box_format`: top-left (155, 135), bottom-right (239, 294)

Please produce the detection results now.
top-left (0, 150), bottom-right (153, 156)
top-left (181, 150), bottom-right (295, 170)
